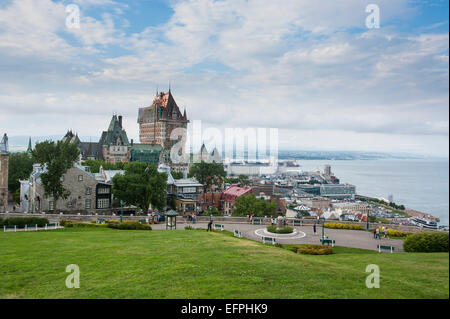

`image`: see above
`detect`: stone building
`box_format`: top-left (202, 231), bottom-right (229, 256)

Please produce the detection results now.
top-left (20, 163), bottom-right (112, 214)
top-left (64, 115), bottom-right (132, 163)
top-left (0, 133), bottom-right (9, 212)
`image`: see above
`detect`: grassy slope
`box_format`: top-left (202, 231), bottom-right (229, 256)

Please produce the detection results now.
top-left (0, 228), bottom-right (448, 299)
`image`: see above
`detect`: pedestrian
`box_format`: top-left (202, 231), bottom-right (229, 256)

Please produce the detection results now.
top-left (13, 205), bottom-right (16, 212)
top-left (313, 223), bottom-right (317, 235)
top-left (193, 214), bottom-right (196, 224)
top-left (373, 227), bottom-right (377, 239)
top-left (376, 227), bottom-right (380, 239)
top-left (207, 220), bottom-right (213, 232)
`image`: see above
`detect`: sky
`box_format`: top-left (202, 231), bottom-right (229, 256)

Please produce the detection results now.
top-left (0, 0), bottom-right (448, 157)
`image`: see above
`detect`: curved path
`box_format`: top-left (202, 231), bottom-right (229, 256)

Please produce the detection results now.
top-left (151, 222), bottom-right (404, 252)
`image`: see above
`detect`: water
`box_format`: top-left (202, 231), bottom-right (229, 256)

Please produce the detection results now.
top-left (297, 159), bottom-right (449, 225)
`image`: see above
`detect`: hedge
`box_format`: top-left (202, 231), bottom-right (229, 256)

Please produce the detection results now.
top-left (2, 217), bottom-right (49, 228)
top-left (324, 222), bottom-right (364, 230)
top-left (294, 244), bottom-right (333, 255)
top-left (267, 225), bottom-right (294, 234)
top-left (403, 232), bottom-right (449, 252)
top-left (107, 221), bottom-right (152, 230)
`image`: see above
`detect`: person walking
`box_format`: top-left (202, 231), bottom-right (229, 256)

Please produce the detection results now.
top-left (207, 220), bottom-right (213, 232)
top-left (193, 214), bottom-right (197, 225)
top-left (376, 227), bottom-right (380, 239)
top-left (373, 227), bottom-right (377, 239)
top-left (313, 223), bottom-right (317, 235)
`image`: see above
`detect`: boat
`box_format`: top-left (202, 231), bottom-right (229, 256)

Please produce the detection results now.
top-left (410, 217), bottom-right (438, 230)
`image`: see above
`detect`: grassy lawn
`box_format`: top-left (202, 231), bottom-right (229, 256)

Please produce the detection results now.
top-left (0, 227), bottom-right (448, 299)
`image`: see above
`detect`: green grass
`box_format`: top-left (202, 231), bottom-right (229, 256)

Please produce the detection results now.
top-left (0, 228), bottom-right (448, 299)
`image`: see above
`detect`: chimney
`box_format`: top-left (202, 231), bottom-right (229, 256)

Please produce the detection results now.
top-left (118, 115), bottom-right (123, 128)
top-left (131, 139), bottom-right (134, 146)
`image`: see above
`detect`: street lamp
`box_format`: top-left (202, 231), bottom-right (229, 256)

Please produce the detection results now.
top-left (366, 205), bottom-right (370, 231)
top-left (319, 215), bottom-right (325, 243)
top-left (209, 205), bottom-right (213, 222)
top-left (120, 200), bottom-right (123, 223)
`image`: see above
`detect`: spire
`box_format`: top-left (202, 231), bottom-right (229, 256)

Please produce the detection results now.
top-left (183, 108), bottom-right (187, 120)
top-left (168, 81), bottom-right (171, 93)
top-left (27, 137), bottom-right (32, 153)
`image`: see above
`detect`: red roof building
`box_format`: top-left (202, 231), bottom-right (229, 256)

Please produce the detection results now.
top-left (221, 185), bottom-right (253, 215)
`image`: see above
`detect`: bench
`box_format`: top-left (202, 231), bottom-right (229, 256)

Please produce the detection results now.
top-left (234, 229), bottom-right (243, 238)
top-left (214, 224), bottom-right (224, 231)
top-left (252, 218), bottom-right (263, 225)
top-left (262, 236), bottom-right (276, 245)
top-left (377, 245), bottom-right (395, 253)
top-left (292, 219), bottom-right (303, 226)
top-left (45, 223), bottom-right (58, 230)
top-left (320, 238), bottom-right (336, 247)
top-left (96, 218), bottom-right (106, 224)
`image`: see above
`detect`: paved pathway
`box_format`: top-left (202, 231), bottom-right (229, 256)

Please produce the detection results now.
top-left (151, 221), bottom-right (404, 252)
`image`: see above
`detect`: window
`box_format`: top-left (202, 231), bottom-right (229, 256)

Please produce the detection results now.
top-left (97, 198), bottom-right (110, 209)
top-left (98, 187), bottom-right (110, 194)
top-left (49, 200), bottom-right (54, 211)
top-left (78, 175), bottom-right (83, 182)
top-left (85, 199), bottom-right (91, 209)
top-left (86, 187), bottom-right (91, 195)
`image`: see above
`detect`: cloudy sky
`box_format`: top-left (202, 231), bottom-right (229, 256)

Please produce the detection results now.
top-left (0, 0), bottom-right (448, 157)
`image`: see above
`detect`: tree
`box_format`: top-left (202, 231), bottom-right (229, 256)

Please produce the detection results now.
top-left (238, 174), bottom-right (250, 186)
top-left (8, 152), bottom-right (35, 196)
top-left (112, 162), bottom-right (167, 212)
top-left (233, 194), bottom-right (277, 217)
top-left (171, 170), bottom-right (184, 179)
top-left (82, 159), bottom-right (126, 173)
top-left (32, 140), bottom-right (80, 213)
top-left (189, 161), bottom-right (226, 193)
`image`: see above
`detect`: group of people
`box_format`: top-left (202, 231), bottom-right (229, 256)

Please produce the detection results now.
top-left (187, 213), bottom-right (197, 224)
top-left (373, 226), bottom-right (389, 239)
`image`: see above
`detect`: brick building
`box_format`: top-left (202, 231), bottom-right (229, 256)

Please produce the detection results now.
top-left (221, 185), bottom-right (253, 216)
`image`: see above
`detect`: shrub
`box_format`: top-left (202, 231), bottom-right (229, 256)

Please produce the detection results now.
top-left (107, 221), bottom-right (152, 230)
top-left (267, 225), bottom-right (294, 234)
top-left (385, 228), bottom-right (410, 238)
top-left (294, 244), bottom-right (333, 255)
top-left (324, 222), bottom-right (363, 230)
top-left (60, 219), bottom-right (74, 227)
top-left (403, 232), bottom-right (449, 252)
top-left (185, 226), bottom-right (194, 230)
top-left (3, 217), bottom-right (49, 228)
top-left (72, 222), bottom-right (106, 228)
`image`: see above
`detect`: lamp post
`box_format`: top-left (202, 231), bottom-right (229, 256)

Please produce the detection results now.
top-left (120, 200), bottom-right (123, 223)
top-left (366, 205), bottom-right (370, 231)
top-left (209, 205), bottom-right (213, 222)
top-left (319, 215), bottom-right (325, 243)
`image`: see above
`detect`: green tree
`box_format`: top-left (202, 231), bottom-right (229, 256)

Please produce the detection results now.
top-left (32, 140), bottom-right (80, 213)
top-left (171, 170), bottom-right (184, 179)
top-left (82, 159), bottom-right (126, 173)
top-left (189, 161), bottom-right (226, 193)
top-left (238, 174), bottom-right (250, 186)
top-left (112, 162), bottom-right (167, 212)
top-left (233, 194), bottom-right (277, 217)
top-left (8, 152), bottom-right (35, 196)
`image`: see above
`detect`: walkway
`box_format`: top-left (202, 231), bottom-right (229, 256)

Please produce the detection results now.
top-left (151, 221), bottom-right (404, 252)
